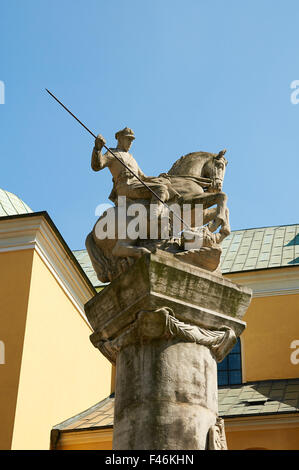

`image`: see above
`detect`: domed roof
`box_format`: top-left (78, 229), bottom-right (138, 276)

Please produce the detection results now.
top-left (0, 188), bottom-right (32, 217)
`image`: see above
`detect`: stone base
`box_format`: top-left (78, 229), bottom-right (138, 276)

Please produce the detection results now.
top-left (84, 251), bottom-right (252, 450)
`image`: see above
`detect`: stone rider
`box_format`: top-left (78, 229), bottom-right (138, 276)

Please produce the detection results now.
top-left (91, 127), bottom-right (181, 217)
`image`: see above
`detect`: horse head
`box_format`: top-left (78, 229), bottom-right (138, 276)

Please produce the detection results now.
top-left (168, 149), bottom-right (228, 192)
top-left (202, 149), bottom-right (228, 192)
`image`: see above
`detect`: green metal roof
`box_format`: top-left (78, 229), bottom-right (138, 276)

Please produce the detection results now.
top-left (73, 249), bottom-right (101, 287)
top-left (0, 188), bottom-right (32, 217)
top-left (221, 224), bottom-right (299, 273)
top-left (53, 379), bottom-right (299, 431)
top-left (218, 378), bottom-right (299, 417)
top-left (73, 224), bottom-right (299, 287)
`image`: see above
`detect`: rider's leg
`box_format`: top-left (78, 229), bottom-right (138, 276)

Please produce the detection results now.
top-left (149, 185), bottom-right (170, 219)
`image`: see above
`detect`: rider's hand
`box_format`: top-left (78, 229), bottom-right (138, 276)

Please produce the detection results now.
top-left (95, 134), bottom-right (106, 150)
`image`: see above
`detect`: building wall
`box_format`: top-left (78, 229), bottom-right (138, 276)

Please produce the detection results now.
top-left (225, 416), bottom-right (299, 450)
top-left (55, 419), bottom-right (299, 450)
top-left (0, 249), bottom-right (34, 450)
top-left (11, 250), bottom-right (112, 450)
top-left (226, 269), bottom-right (299, 382)
top-left (241, 294), bottom-right (299, 382)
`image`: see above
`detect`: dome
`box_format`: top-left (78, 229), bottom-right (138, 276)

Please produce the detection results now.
top-left (0, 188), bottom-right (32, 217)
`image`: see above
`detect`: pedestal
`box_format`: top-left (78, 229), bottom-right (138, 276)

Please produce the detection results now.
top-left (84, 251), bottom-right (252, 450)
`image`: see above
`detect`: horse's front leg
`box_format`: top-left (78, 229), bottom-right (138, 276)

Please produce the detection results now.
top-left (215, 208), bottom-right (231, 243)
top-left (207, 192), bottom-right (228, 232)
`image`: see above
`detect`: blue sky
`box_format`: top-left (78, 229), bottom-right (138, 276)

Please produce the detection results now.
top-left (1, 0), bottom-right (299, 249)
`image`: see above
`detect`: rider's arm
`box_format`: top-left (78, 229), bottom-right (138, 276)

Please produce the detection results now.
top-left (91, 148), bottom-right (110, 171)
top-left (91, 134), bottom-right (110, 172)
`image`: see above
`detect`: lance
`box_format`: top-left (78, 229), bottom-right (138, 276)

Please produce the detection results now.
top-left (45, 88), bottom-right (192, 230)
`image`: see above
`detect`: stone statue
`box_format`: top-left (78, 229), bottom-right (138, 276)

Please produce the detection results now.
top-left (208, 417), bottom-right (228, 450)
top-left (86, 127), bottom-right (231, 282)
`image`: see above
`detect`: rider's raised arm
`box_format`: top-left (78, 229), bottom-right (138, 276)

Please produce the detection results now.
top-left (91, 134), bottom-right (110, 172)
top-left (91, 148), bottom-right (111, 171)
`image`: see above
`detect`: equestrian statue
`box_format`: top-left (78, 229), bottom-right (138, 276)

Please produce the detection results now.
top-left (86, 127), bottom-right (231, 283)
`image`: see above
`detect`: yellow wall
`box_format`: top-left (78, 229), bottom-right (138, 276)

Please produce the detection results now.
top-left (225, 416), bottom-right (299, 450)
top-left (226, 271), bottom-right (299, 382)
top-left (0, 249), bottom-right (34, 450)
top-left (11, 250), bottom-right (112, 450)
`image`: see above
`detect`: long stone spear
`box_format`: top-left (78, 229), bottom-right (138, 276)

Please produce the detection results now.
top-left (45, 88), bottom-right (191, 229)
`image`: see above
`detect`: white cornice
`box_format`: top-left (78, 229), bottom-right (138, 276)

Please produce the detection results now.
top-left (224, 268), bottom-right (299, 297)
top-left (0, 214), bottom-right (95, 328)
top-left (224, 413), bottom-right (299, 431)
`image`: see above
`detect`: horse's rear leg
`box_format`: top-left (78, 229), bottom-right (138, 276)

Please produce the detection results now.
top-left (112, 239), bottom-right (151, 258)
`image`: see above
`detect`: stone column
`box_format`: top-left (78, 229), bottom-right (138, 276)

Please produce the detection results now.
top-left (85, 252), bottom-right (251, 450)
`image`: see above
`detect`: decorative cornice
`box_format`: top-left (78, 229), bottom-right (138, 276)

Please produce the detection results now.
top-left (0, 214), bottom-right (95, 326)
top-left (225, 267), bottom-right (299, 297)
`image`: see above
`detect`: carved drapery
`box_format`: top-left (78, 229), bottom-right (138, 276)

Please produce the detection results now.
top-left (90, 307), bottom-right (237, 364)
top-left (208, 417), bottom-right (228, 450)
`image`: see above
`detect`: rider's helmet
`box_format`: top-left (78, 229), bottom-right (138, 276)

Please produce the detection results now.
top-left (115, 127), bottom-right (135, 141)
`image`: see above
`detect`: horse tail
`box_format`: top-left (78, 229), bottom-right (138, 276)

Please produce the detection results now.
top-left (85, 231), bottom-right (110, 284)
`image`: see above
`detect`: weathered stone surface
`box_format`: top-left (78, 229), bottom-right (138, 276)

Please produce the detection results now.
top-left (85, 252), bottom-right (251, 450)
top-left (113, 340), bottom-right (218, 450)
top-left (85, 251), bottom-right (250, 345)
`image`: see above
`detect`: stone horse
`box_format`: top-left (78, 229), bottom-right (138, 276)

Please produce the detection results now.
top-left (166, 149), bottom-right (230, 238)
top-left (86, 150), bottom-right (230, 283)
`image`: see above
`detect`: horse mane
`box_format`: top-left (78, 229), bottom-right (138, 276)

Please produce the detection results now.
top-left (168, 151), bottom-right (218, 176)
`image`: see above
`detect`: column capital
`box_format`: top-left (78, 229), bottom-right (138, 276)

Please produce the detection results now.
top-left (91, 307), bottom-right (237, 364)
